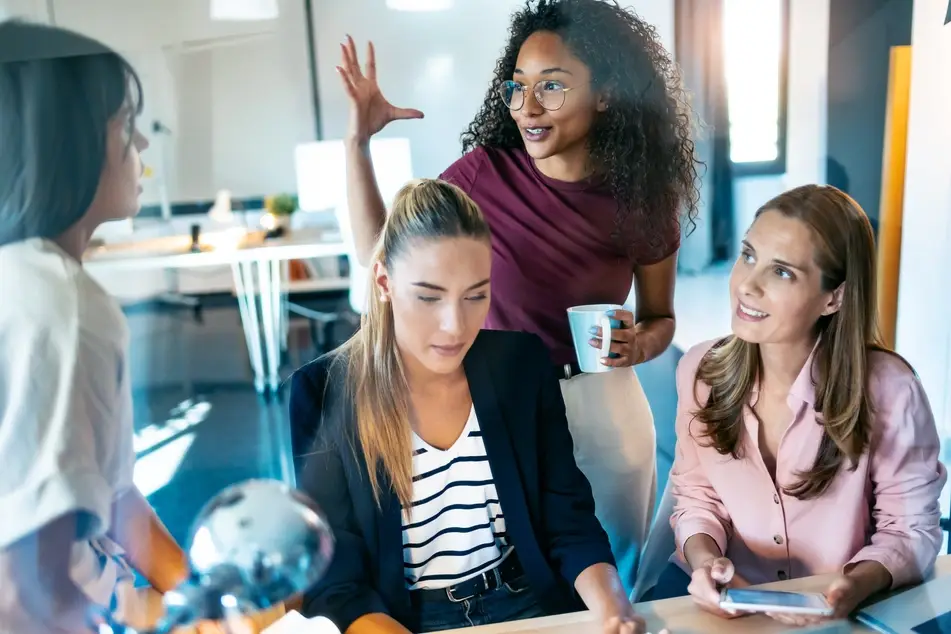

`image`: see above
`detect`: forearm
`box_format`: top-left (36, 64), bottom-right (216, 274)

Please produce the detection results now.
top-left (844, 560), bottom-right (892, 600)
top-left (682, 533), bottom-right (723, 571)
top-left (573, 563), bottom-right (630, 617)
top-left (346, 613), bottom-right (412, 634)
top-left (634, 315), bottom-right (675, 364)
top-left (345, 138), bottom-right (387, 266)
top-left (108, 488), bottom-right (188, 593)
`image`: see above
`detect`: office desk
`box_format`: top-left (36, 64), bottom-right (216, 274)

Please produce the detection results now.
top-left (452, 555), bottom-right (951, 634)
top-left (84, 227), bottom-right (348, 396)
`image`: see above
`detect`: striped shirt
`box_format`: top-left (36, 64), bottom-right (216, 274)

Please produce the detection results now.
top-left (401, 406), bottom-right (511, 590)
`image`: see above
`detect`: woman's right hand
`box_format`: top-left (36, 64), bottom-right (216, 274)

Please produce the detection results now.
top-left (337, 36), bottom-right (424, 144)
top-left (687, 557), bottom-right (747, 619)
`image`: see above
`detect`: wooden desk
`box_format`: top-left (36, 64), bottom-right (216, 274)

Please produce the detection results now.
top-left (454, 555), bottom-right (951, 634)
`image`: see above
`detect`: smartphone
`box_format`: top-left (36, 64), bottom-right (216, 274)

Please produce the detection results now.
top-left (719, 588), bottom-right (834, 616)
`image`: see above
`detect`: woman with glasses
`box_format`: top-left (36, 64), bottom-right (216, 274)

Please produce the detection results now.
top-left (335, 0), bottom-right (700, 596)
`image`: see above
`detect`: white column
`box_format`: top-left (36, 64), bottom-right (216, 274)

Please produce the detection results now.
top-left (896, 0), bottom-right (951, 440)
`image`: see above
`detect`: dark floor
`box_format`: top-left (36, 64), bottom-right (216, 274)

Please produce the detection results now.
top-left (126, 293), bottom-right (680, 546)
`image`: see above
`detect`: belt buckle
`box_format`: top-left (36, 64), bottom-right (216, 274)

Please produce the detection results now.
top-left (445, 567), bottom-right (502, 603)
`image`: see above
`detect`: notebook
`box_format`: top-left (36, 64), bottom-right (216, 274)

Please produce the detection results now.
top-left (855, 575), bottom-right (951, 634)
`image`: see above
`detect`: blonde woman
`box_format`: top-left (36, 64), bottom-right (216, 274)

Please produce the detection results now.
top-left (290, 179), bottom-right (651, 634)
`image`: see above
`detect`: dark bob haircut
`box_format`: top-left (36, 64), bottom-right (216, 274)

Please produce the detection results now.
top-left (0, 20), bottom-right (143, 246)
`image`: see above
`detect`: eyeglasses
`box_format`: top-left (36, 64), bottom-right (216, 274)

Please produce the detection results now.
top-left (498, 79), bottom-right (577, 111)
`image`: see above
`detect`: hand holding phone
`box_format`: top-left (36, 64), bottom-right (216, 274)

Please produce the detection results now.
top-left (687, 557), bottom-right (748, 619)
top-left (718, 588), bottom-right (834, 616)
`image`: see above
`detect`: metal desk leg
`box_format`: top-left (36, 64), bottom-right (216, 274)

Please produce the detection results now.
top-left (258, 258), bottom-right (284, 394)
top-left (232, 261), bottom-right (267, 394)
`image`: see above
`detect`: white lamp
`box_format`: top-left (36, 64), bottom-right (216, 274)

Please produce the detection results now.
top-left (295, 138), bottom-right (414, 314)
top-left (210, 0), bottom-right (279, 21)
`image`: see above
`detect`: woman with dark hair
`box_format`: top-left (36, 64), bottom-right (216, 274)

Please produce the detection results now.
top-left (336, 0), bottom-right (701, 594)
top-left (0, 20), bottom-right (262, 634)
top-left (655, 186), bottom-right (946, 626)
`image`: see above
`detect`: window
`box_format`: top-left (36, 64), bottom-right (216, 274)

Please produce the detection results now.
top-left (723, 0), bottom-right (789, 175)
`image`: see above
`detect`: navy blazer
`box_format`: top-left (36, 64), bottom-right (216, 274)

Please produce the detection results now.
top-left (289, 329), bottom-right (615, 633)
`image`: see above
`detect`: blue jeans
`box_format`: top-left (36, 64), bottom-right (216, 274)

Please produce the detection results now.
top-left (412, 574), bottom-right (547, 632)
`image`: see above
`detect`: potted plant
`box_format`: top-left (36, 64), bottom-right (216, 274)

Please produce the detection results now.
top-left (264, 193), bottom-right (298, 232)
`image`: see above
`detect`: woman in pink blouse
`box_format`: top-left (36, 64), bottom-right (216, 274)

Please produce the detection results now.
top-left (653, 185), bottom-right (947, 626)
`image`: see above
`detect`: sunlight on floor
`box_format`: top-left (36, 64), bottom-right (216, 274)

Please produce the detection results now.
top-left (134, 432), bottom-right (197, 497)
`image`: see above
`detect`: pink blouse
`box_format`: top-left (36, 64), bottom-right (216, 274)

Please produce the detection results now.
top-left (670, 338), bottom-right (947, 588)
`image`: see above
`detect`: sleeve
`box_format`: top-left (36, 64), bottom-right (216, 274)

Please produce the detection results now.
top-left (635, 216), bottom-right (682, 266)
top-left (0, 321), bottom-right (117, 549)
top-left (291, 370), bottom-right (390, 632)
top-left (532, 338), bottom-right (615, 586)
top-left (845, 373), bottom-right (948, 588)
top-left (438, 147), bottom-right (486, 195)
top-left (668, 349), bottom-right (733, 562)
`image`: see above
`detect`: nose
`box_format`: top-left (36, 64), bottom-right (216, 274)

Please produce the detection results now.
top-left (736, 266), bottom-right (764, 298)
top-left (135, 129), bottom-right (150, 152)
top-left (439, 302), bottom-right (466, 338)
top-left (521, 86), bottom-right (544, 116)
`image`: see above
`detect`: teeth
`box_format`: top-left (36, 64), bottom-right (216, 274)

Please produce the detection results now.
top-left (739, 304), bottom-right (768, 318)
top-left (527, 128), bottom-right (544, 134)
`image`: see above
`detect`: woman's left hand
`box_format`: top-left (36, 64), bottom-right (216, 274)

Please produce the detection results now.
top-left (588, 309), bottom-right (642, 368)
top-left (600, 604), bottom-right (670, 634)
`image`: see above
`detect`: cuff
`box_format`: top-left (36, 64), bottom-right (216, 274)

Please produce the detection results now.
top-left (0, 470), bottom-right (112, 548)
top-left (844, 546), bottom-right (921, 590)
top-left (674, 517), bottom-right (729, 563)
top-left (559, 543), bottom-right (617, 588)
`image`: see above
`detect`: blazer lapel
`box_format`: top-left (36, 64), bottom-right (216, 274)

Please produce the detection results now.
top-left (464, 350), bottom-right (524, 506)
top-left (377, 474), bottom-right (410, 614)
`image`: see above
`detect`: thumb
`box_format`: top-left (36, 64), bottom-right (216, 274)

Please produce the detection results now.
top-left (825, 576), bottom-right (852, 603)
top-left (710, 558), bottom-right (735, 584)
top-left (391, 106), bottom-right (424, 120)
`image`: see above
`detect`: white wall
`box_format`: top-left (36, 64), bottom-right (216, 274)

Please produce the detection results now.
top-left (732, 0), bottom-right (829, 247)
top-left (312, 0), bottom-right (675, 181)
top-left (49, 0), bottom-right (313, 206)
top-left (896, 0), bottom-right (951, 438)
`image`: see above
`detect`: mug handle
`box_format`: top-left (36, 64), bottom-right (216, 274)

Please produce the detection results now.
top-left (599, 314), bottom-right (613, 358)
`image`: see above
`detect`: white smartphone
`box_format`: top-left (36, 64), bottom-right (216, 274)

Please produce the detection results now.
top-left (719, 588), bottom-right (834, 616)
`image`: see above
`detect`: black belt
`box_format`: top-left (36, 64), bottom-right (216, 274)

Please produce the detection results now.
top-left (555, 361), bottom-right (582, 380)
top-left (410, 552), bottom-right (525, 604)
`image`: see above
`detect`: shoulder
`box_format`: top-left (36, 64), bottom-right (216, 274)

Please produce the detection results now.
top-left (439, 147), bottom-right (490, 192)
top-left (0, 239), bottom-right (123, 346)
top-left (866, 349), bottom-right (931, 419)
top-left (0, 239), bottom-right (79, 332)
top-left (290, 349), bottom-right (349, 407)
top-left (676, 337), bottom-right (724, 386)
top-left (468, 329), bottom-right (551, 369)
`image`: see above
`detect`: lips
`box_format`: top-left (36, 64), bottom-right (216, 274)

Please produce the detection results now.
top-left (736, 300), bottom-right (769, 322)
top-left (432, 343), bottom-right (465, 357)
top-left (523, 126), bottom-right (552, 142)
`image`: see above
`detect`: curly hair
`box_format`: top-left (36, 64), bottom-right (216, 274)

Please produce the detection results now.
top-left (461, 0), bottom-right (701, 257)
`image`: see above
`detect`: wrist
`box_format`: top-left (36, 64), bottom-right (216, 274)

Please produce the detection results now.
top-left (845, 561), bottom-right (892, 595)
top-left (345, 135), bottom-right (371, 150)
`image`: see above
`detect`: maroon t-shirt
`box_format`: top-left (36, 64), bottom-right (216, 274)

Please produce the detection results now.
top-left (440, 147), bottom-right (679, 365)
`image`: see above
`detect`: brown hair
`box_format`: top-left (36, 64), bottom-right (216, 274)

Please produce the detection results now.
top-left (340, 179), bottom-right (490, 508)
top-left (693, 185), bottom-right (884, 499)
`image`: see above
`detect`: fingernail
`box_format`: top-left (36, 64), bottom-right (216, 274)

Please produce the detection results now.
top-left (599, 358), bottom-right (608, 365)
top-left (588, 326), bottom-right (598, 334)
top-left (605, 309), bottom-right (616, 316)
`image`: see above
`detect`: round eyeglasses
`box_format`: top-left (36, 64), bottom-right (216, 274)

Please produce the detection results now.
top-left (498, 79), bottom-right (576, 111)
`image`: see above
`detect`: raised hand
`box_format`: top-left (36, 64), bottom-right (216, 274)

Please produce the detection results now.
top-left (336, 35), bottom-right (424, 144)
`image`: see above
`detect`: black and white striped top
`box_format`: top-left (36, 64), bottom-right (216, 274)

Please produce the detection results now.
top-left (401, 406), bottom-right (511, 590)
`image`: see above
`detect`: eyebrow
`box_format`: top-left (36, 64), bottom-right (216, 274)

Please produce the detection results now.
top-left (741, 240), bottom-right (807, 273)
top-left (513, 67), bottom-right (573, 75)
top-left (412, 279), bottom-right (491, 292)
